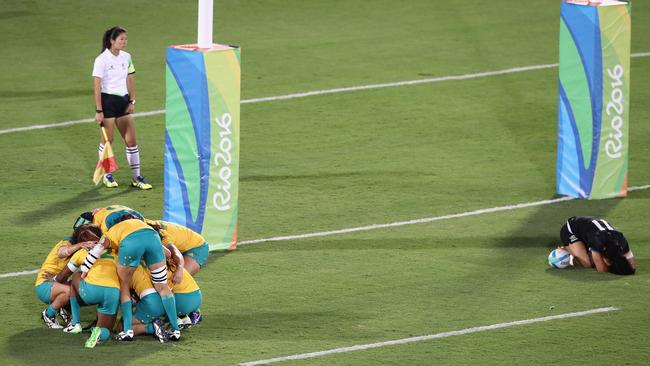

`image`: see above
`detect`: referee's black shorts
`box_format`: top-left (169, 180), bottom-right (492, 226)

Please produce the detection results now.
top-left (101, 93), bottom-right (130, 119)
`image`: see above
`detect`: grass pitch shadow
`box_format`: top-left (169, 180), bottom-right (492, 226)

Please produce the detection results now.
top-left (6, 327), bottom-right (164, 366)
top-left (501, 195), bottom-right (621, 250)
top-left (15, 186), bottom-right (139, 226)
top-left (204, 310), bottom-right (370, 341)
top-left (545, 257), bottom-right (648, 282)
top-left (0, 10), bottom-right (33, 20)
top-left (0, 88), bottom-right (88, 101)
top-left (626, 187), bottom-right (650, 199)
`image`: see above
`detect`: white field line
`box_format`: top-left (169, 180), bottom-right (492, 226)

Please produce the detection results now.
top-left (0, 110), bottom-right (165, 136)
top-left (0, 269), bottom-right (39, 279)
top-left (236, 183), bottom-right (650, 246)
top-left (236, 195), bottom-right (573, 246)
top-left (239, 306), bottom-right (621, 366)
top-left (5, 184), bottom-right (650, 279)
top-left (2, 51), bottom-right (649, 136)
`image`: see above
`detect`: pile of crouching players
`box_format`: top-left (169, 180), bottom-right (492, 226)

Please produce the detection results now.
top-left (34, 205), bottom-right (209, 347)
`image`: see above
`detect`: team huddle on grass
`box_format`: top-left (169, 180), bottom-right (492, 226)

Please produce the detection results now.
top-left (34, 205), bottom-right (209, 347)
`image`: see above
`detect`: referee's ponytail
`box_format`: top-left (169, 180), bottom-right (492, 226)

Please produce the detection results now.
top-left (101, 26), bottom-right (127, 53)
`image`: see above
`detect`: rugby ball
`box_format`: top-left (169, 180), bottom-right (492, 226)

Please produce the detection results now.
top-left (548, 248), bottom-right (571, 269)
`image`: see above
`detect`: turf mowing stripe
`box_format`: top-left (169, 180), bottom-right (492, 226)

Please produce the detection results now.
top-left (5, 184), bottom-right (650, 279)
top-left (239, 306), bottom-right (621, 366)
top-left (2, 51), bottom-right (649, 136)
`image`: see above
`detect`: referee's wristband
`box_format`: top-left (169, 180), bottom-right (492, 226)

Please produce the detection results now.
top-left (96, 109), bottom-right (103, 113)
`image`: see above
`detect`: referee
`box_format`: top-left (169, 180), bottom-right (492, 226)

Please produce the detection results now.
top-left (93, 26), bottom-right (151, 190)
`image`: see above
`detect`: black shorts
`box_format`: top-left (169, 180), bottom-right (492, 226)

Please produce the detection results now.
top-left (559, 223), bottom-right (580, 246)
top-left (101, 93), bottom-right (130, 119)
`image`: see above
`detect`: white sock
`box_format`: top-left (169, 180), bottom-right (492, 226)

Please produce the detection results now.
top-left (126, 146), bottom-right (141, 179)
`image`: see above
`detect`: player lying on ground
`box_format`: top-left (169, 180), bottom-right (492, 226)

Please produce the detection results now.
top-left (146, 219), bottom-right (210, 275)
top-left (80, 205), bottom-right (182, 341)
top-left (35, 223), bottom-right (96, 328)
top-left (559, 216), bottom-right (636, 275)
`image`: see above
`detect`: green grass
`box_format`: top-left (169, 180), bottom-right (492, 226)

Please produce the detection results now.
top-left (1, 0), bottom-right (650, 365)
